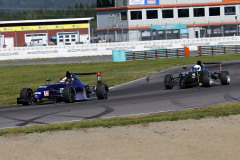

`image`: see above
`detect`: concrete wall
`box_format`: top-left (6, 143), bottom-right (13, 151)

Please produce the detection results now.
top-left (1, 36), bottom-right (240, 61)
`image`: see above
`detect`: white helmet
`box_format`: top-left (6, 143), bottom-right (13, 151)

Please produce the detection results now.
top-left (60, 77), bottom-right (67, 83)
top-left (193, 65), bottom-right (201, 71)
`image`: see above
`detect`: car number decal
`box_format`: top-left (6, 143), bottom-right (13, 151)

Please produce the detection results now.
top-left (44, 91), bottom-right (49, 97)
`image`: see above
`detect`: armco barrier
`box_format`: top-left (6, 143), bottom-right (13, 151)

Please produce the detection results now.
top-left (125, 48), bottom-right (185, 61)
top-left (198, 45), bottom-right (240, 56)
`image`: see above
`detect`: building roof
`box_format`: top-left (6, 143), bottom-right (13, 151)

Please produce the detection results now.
top-left (0, 17), bottom-right (94, 25)
top-left (96, 1), bottom-right (240, 12)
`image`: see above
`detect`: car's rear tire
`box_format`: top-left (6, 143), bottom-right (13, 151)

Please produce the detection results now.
top-left (202, 73), bottom-right (214, 87)
top-left (164, 74), bottom-right (173, 89)
top-left (220, 71), bottom-right (230, 85)
top-left (96, 83), bottom-right (109, 99)
top-left (20, 88), bottom-right (33, 105)
top-left (63, 86), bottom-right (76, 103)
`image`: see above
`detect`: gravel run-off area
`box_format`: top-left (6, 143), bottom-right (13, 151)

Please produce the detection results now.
top-left (0, 115), bottom-right (240, 160)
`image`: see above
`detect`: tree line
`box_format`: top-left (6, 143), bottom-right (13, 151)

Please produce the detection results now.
top-left (0, 3), bottom-right (97, 34)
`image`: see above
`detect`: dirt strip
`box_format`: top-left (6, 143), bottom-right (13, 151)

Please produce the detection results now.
top-left (0, 115), bottom-right (240, 160)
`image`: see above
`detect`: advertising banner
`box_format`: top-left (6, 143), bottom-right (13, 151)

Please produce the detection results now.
top-left (129, 0), bottom-right (159, 5)
top-left (129, 0), bottom-right (144, 5)
top-left (151, 24), bottom-right (187, 30)
top-left (0, 23), bottom-right (88, 32)
top-left (145, 0), bottom-right (159, 5)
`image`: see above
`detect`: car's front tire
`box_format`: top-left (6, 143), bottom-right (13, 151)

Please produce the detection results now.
top-left (164, 74), bottom-right (173, 89)
top-left (220, 71), bottom-right (230, 85)
top-left (96, 83), bottom-right (109, 99)
top-left (63, 86), bottom-right (76, 103)
top-left (203, 73), bottom-right (214, 87)
top-left (19, 88), bottom-right (33, 105)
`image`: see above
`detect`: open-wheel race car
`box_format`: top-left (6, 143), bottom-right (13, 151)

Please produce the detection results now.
top-left (164, 60), bottom-right (230, 89)
top-left (17, 71), bottom-right (109, 105)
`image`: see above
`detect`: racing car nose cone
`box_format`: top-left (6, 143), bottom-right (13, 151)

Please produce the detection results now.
top-left (34, 92), bottom-right (42, 99)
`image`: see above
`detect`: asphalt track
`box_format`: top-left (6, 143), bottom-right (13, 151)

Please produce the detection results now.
top-left (0, 60), bottom-right (240, 129)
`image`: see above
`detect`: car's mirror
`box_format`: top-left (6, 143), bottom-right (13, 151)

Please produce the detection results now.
top-left (45, 79), bottom-right (51, 84)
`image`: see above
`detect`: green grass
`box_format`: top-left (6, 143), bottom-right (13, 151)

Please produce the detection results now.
top-left (1, 54), bottom-right (240, 106)
top-left (0, 101), bottom-right (239, 136)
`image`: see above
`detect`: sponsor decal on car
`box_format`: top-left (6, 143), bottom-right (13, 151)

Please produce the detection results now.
top-left (192, 73), bottom-right (196, 78)
top-left (59, 88), bottom-right (64, 93)
top-left (39, 85), bottom-right (48, 88)
top-left (44, 91), bottom-right (49, 97)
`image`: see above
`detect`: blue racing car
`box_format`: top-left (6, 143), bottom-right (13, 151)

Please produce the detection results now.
top-left (17, 71), bottom-right (109, 105)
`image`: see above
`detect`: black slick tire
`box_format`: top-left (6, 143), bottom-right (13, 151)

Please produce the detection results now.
top-left (202, 73), bottom-right (212, 87)
top-left (220, 71), bottom-right (230, 85)
top-left (20, 88), bottom-right (33, 105)
top-left (96, 83), bottom-right (109, 99)
top-left (63, 86), bottom-right (76, 103)
top-left (164, 74), bottom-right (173, 89)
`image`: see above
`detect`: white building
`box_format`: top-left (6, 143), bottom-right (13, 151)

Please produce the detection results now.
top-left (96, 0), bottom-right (240, 42)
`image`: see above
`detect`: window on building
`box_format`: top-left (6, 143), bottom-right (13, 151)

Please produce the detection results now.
top-left (131, 11), bottom-right (142, 20)
top-left (71, 35), bottom-right (76, 42)
top-left (207, 29), bottom-right (212, 35)
top-left (194, 8), bottom-right (205, 17)
top-left (209, 7), bottom-right (220, 16)
top-left (121, 11), bottom-right (127, 20)
top-left (178, 9), bottom-right (189, 18)
top-left (162, 9), bottom-right (174, 18)
top-left (57, 32), bottom-right (78, 45)
top-left (224, 6), bottom-right (235, 15)
top-left (97, 0), bottom-right (115, 8)
top-left (213, 28), bottom-right (221, 34)
top-left (147, 10), bottom-right (158, 19)
top-left (173, 30), bottom-right (179, 34)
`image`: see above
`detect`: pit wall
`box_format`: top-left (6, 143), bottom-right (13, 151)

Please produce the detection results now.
top-left (1, 36), bottom-right (240, 61)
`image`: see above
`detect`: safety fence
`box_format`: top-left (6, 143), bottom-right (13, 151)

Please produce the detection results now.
top-left (198, 45), bottom-right (240, 56)
top-left (1, 36), bottom-right (240, 61)
top-left (125, 48), bottom-right (186, 61)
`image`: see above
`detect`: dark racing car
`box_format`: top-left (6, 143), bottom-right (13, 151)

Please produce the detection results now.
top-left (17, 71), bottom-right (109, 105)
top-left (164, 60), bottom-right (230, 89)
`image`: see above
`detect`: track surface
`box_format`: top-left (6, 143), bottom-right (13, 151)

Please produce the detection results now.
top-left (0, 61), bottom-right (240, 129)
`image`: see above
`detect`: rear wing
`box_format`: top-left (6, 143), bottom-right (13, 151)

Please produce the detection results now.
top-left (74, 72), bottom-right (102, 84)
top-left (202, 62), bottom-right (222, 71)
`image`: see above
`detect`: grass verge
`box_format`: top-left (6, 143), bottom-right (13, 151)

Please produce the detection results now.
top-left (0, 102), bottom-right (239, 136)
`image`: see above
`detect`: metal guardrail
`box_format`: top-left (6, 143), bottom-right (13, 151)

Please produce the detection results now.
top-left (125, 48), bottom-right (185, 61)
top-left (198, 45), bottom-right (240, 56)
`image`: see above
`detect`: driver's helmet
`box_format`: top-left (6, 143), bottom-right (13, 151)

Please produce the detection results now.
top-left (60, 76), bottom-right (67, 83)
top-left (193, 65), bottom-right (201, 71)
